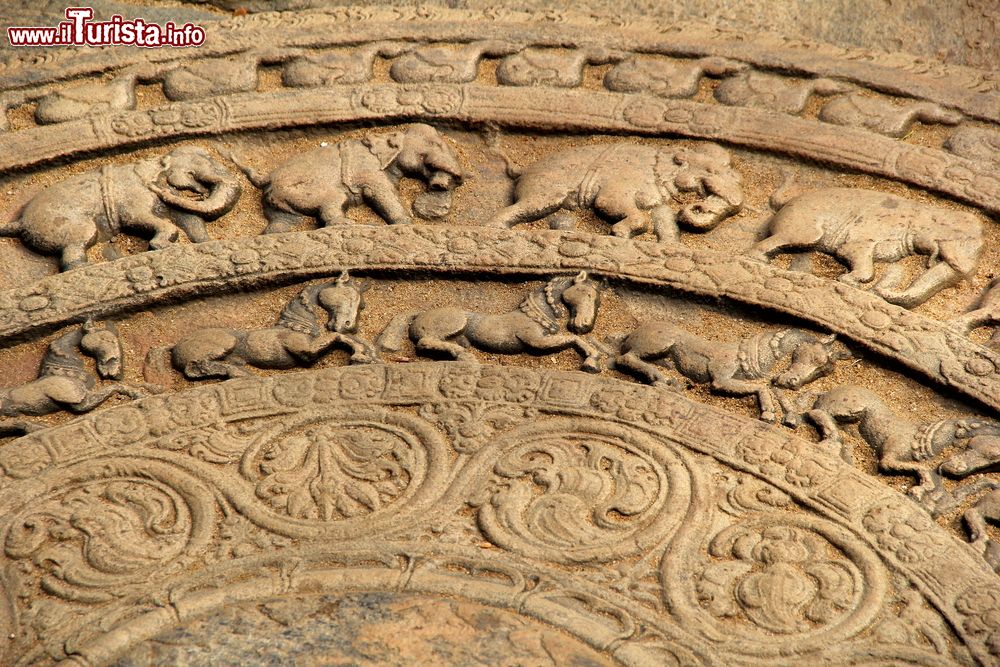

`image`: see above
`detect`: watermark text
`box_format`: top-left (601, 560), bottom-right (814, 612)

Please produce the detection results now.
top-left (7, 7), bottom-right (206, 48)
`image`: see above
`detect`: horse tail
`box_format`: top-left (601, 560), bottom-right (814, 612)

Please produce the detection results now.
top-left (144, 346), bottom-right (174, 383)
top-left (376, 313), bottom-right (415, 352)
top-left (604, 332), bottom-right (629, 352)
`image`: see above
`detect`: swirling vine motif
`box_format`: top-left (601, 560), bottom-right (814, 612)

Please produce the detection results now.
top-left (472, 418), bottom-right (690, 564)
top-left (1, 461), bottom-right (214, 605)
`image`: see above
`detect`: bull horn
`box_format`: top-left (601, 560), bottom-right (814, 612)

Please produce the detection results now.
top-left (574, 270), bottom-right (588, 283)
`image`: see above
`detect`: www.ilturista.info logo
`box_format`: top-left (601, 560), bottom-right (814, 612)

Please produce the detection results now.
top-left (7, 7), bottom-right (206, 47)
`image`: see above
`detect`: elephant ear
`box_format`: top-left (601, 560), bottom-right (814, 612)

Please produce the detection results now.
top-left (362, 132), bottom-right (402, 170)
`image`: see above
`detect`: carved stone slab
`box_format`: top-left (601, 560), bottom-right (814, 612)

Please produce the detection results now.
top-left (0, 5), bottom-right (998, 666)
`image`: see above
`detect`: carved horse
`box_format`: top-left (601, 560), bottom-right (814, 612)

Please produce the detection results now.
top-left (802, 385), bottom-right (981, 500)
top-left (802, 388), bottom-right (1000, 568)
top-left (377, 271), bottom-right (607, 372)
top-left (0, 321), bottom-right (156, 435)
top-left (170, 271), bottom-right (375, 380)
top-left (612, 323), bottom-right (848, 422)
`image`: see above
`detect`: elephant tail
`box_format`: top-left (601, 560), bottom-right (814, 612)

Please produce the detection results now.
top-left (376, 313), bottom-right (416, 353)
top-left (221, 148), bottom-right (269, 189)
top-left (481, 124), bottom-right (522, 179)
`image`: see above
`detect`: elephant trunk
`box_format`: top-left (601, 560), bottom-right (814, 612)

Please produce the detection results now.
top-left (158, 179), bottom-right (242, 220)
top-left (678, 174), bottom-right (743, 230)
top-left (429, 171), bottom-right (457, 191)
top-left (426, 153), bottom-right (464, 190)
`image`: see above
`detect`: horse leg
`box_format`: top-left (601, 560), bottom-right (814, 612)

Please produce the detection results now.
top-left (616, 350), bottom-right (680, 389)
top-left (416, 336), bottom-right (473, 361)
top-left (183, 359), bottom-right (250, 380)
top-left (287, 333), bottom-right (374, 364)
top-left (411, 311), bottom-right (474, 361)
top-left (804, 409), bottom-right (852, 463)
top-left (66, 383), bottom-right (144, 413)
top-left (519, 332), bottom-right (604, 373)
top-left (340, 334), bottom-right (377, 363)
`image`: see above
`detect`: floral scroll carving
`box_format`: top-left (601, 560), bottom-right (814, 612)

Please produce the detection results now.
top-left (471, 418), bottom-right (690, 564)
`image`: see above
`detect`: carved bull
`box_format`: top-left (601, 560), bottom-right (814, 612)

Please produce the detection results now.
top-left (750, 188), bottom-right (983, 308)
top-left (486, 142), bottom-right (744, 241)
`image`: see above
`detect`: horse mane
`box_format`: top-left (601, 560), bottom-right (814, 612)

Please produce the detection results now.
top-left (39, 329), bottom-right (88, 378)
top-left (518, 277), bottom-right (570, 333)
top-left (277, 286), bottom-right (321, 335)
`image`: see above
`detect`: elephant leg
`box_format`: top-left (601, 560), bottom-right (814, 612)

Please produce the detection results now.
top-left (263, 208), bottom-right (309, 235)
top-left (183, 359), bottom-right (250, 380)
top-left (173, 212), bottom-right (209, 243)
top-left (651, 205), bottom-right (679, 243)
top-left (594, 192), bottom-right (650, 239)
top-left (127, 212), bottom-right (180, 250)
top-left (364, 182), bottom-right (413, 226)
top-left (488, 195), bottom-right (564, 229)
top-left (749, 235), bottom-right (795, 263)
top-left (0, 419), bottom-right (40, 436)
top-left (875, 262), bottom-right (964, 308)
top-left (317, 193), bottom-right (352, 227)
top-left (60, 243), bottom-right (89, 271)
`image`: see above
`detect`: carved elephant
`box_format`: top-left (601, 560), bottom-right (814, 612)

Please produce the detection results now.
top-left (0, 146), bottom-right (241, 271)
top-left (750, 188), bottom-right (984, 308)
top-left (237, 123), bottom-right (464, 234)
top-left (486, 142), bottom-right (744, 241)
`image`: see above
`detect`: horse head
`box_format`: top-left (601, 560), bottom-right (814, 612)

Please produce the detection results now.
top-left (317, 270), bottom-right (368, 334)
top-left (941, 432), bottom-right (1000, 477)
top-left (556, 271), bottom-right (604, 334)
top-left (79, 320), bottom-right (125, 380)
top-left (774, 333), bottom-right (851, 389)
